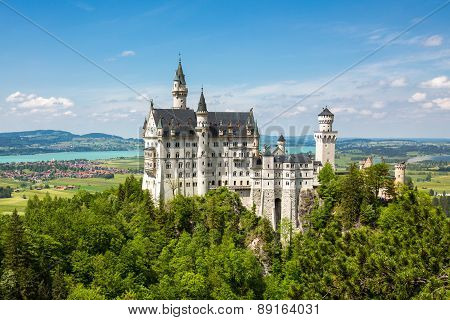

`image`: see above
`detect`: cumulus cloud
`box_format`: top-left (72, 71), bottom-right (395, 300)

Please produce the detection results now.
top-left (421, 76), bottom-right (450, 88)
top-left (389, 77), bottom-right (407, 87)
top-left (6, 91), bottom-right (74, 109)
top-left (408, 92), bottom-right (427, 103)
top-left (372, 101), bottom-right (385, 109)
top-left (120, 50), bottom-right (136, 57)
top-left (432, 98), bottom-right (450, 110)
top-left (423, 35), bottom-right (443, 47)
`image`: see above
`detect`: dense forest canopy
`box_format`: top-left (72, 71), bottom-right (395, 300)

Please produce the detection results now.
top-left (0, 164), bottom-right (448, 299)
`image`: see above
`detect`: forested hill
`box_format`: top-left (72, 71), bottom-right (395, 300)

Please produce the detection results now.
top-left (0, 130), bottom-right (141, 155)
top-left (0, 164), bottom-right (448, 300)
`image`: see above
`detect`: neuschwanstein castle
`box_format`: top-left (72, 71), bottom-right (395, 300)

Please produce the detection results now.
top-left (142, 60), bottom-right (338, 229)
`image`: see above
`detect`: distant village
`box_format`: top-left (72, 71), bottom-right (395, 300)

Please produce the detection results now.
top-left (0, 160), bottom-right (131, 183)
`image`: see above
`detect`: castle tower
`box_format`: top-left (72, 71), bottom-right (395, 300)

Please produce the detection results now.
top-left (314, 107), bottom-right (337, 168)
top-left (395, 162), bottom-right (406, 184)
top-left (196, 88), bottom-right (209, 195)
top-left (172, 58), bottom-right (188, 109)
top-left (277, 135), bottom-right (286, 155)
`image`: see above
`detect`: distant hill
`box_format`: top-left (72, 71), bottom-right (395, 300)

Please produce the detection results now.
top-left (0, 130), bottom-right (142, 156)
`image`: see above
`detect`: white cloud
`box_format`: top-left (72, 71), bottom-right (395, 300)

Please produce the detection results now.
top-left (63, 110), bottom-right (77, 117)
top-left (432, 98), bottom-right (450, 110)
top-left (390, 77), bottom-right (407, 87)
top-left (372, 101), bottom-right (385, 109)
top-left (120, 50), bottom-right (136, 57)
top-left (423, 35), bottom-right (443, 47)
top-left (421, 76), bottom-right (450, 88)
top-left (6, 91), bottom-right (74, 109)
top-left (408, 92), bottom-right (427, 103)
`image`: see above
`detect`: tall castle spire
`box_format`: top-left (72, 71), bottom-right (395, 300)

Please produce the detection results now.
top-left (172, 56), bottom-right (188, 109)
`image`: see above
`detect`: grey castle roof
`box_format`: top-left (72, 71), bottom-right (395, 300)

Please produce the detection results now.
top-left (274, 153), bottom-right (312, 164)
top-left (151, 108), bottom-right (256, 137)
top-left (318, 107), bottom-right (334, 116)
top-left (174, 61), bottom-right (186, 85)
top-left (197, 90), bottom-right (207, 112)
top-left (278, 134), bottom-right (285, 142)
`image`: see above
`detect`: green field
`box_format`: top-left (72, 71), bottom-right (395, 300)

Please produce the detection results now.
top-left (0, 156), bottom-right (143, 214)
top-left (0, 174), bottom-right (132, 214)
top-left (100, 156), bottom-right (143, 170)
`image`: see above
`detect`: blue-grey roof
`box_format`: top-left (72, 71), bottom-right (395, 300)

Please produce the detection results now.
top-left (150, 108), bottom-right (256, 137)
top-left (318, 107), bottom-right (334, 116)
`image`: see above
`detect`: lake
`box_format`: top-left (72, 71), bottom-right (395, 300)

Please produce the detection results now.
top-left (0, 146), bottom-right (316, 163)
top-left (0, 150), bottom-right (141, 163)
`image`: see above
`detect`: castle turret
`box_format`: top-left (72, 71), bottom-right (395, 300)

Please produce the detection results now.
top-left (395, 162), bottom-right (406, 184)
top-left (196, 88), bottom-right (209, 195)
top-left (172, 58), bottom-right (188, 109)
top-left (277, 134), bottom-right (286, 155)
top-left (314, 107), bottom-right (337, 168)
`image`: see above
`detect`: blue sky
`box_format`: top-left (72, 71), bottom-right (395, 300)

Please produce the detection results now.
top-left (1, 0), bottom-right (450, 138)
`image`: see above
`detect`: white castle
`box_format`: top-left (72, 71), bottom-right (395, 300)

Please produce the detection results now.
top-left (142, 60), bottom-right (338, 229)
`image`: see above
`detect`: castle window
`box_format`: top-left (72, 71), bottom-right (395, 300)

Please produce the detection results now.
top-left (185, 142), bottom-right (190, 147)
top-left (193, 172), bottom-right (197, 177)
top-left (233, 142), bottom-right (238, 147)
top-left (179, 172), bottom-right (183, 178)
top-left (212, 152), bottom-right (215, 157)
top-left (186, 152), bottom-right (191, 158)
top-left (233, 152), bottom-right (237, 157)
top-left (247, 181), bottom-right (249, 185)
top-left (239, 171), bottom-right (243, 177)
top-left (223, 142), bottom-right (228, 146)
top-left (179, 182), bottom-right (182, 187)
top-left (193, 182), bottom-right (197, 187)
top-left (166, 142), bottom-right (171, 148)
top-left (225, 162), bottom-right (228, 167)
top-left (267, 174), bottom-right (270, 177)
top-left (186, 162), bottom-right (190, 168)
top-left (178, 162), bottom-right (183, 168)
top-left (212, 181), bottom-right (215, 185)
top-left (234, 181), bottom-right (236, 186)
top-left (246, 171), bottom-right (250, 176)
top-left (243, 142), bottom-right (247, 147)
top-left (186, 182), bottom-right (190, 187)
top-left (286, 173), bottom-right (289, 177)
top-left (175, 142), bottom-right (180, 148)
top-left (219, 162), bottom-right (222, 167)
top-left (176, 152), bottom-right (180, 158)
top-left (166, 174), bottom-right (172, 178)
top-left (240, 181), bottom-right (243, 185)
top-left (225, 180), bottom-right (228, 185)
top-left (192, 142), bottom-right (197, 147)
top-left (233, 171), bottom-right (236, 176)
top-left (186, 173), bottom-right (190, 178)
top-left (166, 163), bottom-right (171, 169)
top-left (214, 142), bottom-right (219, 147)
top-left (193, 153), bottom-right (196, 158)
top-left (193, 163), bottom-right (197, 168)
top-left (218, 153), bottom-right (222, 157)
top-left (267, 164), bottom-right (270, 168)
top-left (286, 182), bottom-right (289, 185)
top-left (167, 153), bottom-right (171, 158)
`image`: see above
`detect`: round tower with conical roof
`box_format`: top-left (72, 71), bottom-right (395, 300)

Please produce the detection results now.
top-left (314, 107), bottom-right (338, 168)
top-left (172, 58), bottom-right (188, 109)
top-left (196, 88), bottom-right (209, 195)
